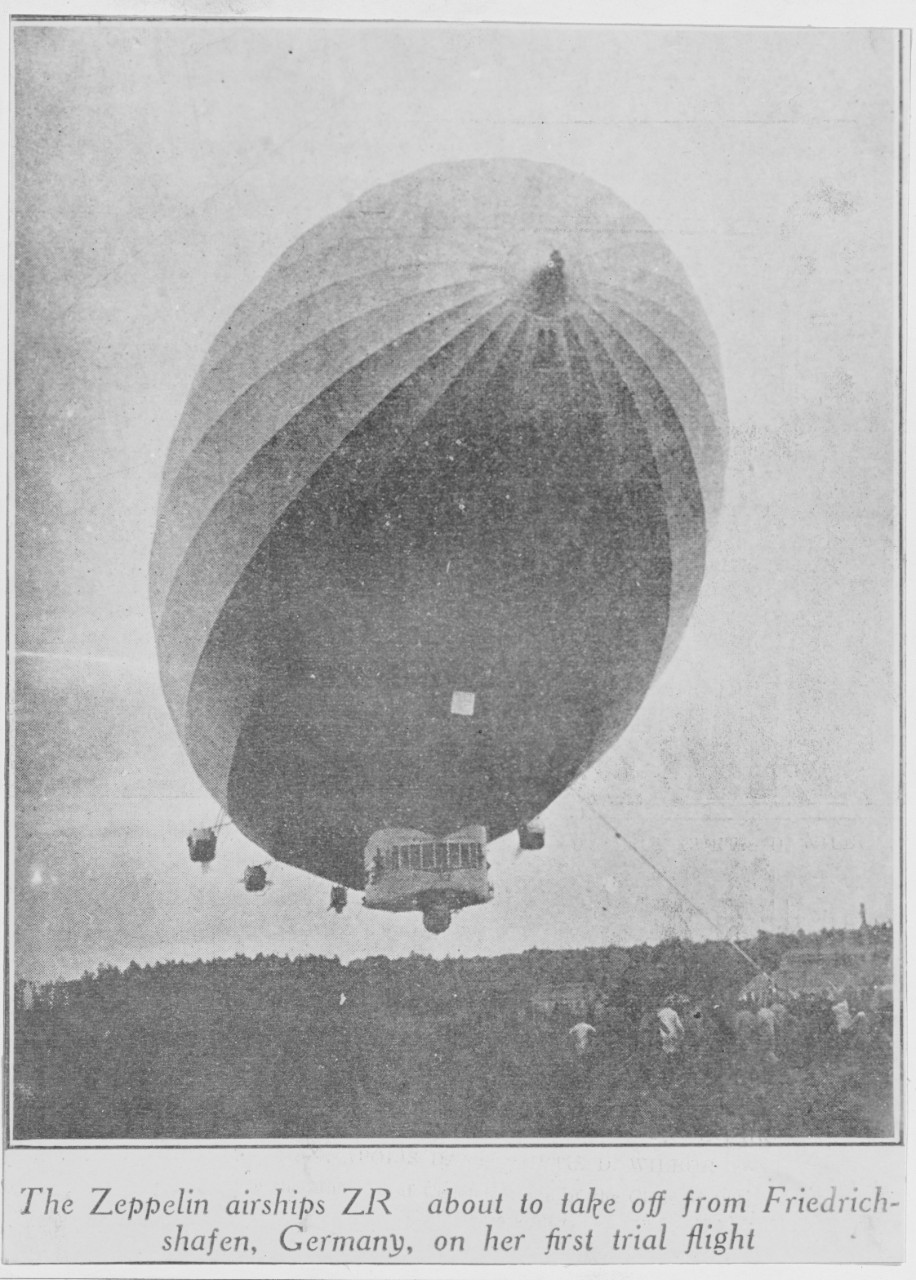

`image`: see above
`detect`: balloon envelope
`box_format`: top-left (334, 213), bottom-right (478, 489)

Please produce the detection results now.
top-left (151, 159), bottom-right (728, 889)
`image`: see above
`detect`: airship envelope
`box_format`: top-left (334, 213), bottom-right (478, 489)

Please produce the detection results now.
top-left (151, 159), bottom-right (728, 890)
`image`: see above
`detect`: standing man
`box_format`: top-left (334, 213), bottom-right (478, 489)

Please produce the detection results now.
top-left (657, 1005), bottom-right (686, 1055)
top-left (568, 1021), bottom-right (597, 1058)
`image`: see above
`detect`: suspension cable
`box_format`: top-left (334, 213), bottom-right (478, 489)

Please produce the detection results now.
top-left (210, 807), bottom-right (233, 833)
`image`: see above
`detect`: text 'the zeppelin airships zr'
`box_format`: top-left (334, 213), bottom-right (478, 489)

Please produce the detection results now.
top-left (151, 159), bottom-right (728, 932)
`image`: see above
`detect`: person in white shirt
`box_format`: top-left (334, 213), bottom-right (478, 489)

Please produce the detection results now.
top-left (568, 1021), bottom-right (597, 1056)
top-left (657, 1006), bottom-right (685, 1055)
top-left (832, 999), bottom-right (866, 1035)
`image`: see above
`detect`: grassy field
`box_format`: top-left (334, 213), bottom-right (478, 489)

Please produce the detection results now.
top-left (13, 942), bottom-right (895, 1141)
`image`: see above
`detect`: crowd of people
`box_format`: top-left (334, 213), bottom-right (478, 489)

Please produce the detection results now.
top-left (563, 985), bottom-right (892, 1065)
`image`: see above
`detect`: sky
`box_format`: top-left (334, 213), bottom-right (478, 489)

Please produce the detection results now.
top-left (13, 22), bottom-right (901, 982)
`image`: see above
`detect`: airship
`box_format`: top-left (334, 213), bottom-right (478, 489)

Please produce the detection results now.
top-left (150, 159), bottom-right (728, 932)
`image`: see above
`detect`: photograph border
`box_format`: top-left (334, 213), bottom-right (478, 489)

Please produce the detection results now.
top-left (2, 2), bottom-right (908, 1162)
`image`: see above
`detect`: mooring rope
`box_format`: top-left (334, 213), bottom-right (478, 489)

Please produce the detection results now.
top-left (570, 785), bottom-right (766, 977)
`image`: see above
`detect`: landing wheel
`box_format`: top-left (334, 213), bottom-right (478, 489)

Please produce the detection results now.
top-left (422, 902), bottom-right (451, 934)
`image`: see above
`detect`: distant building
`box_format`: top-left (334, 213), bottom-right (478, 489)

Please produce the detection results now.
top-left (738, 971), bottom-right (788, 1004)
top-left (530, 982), bottom-right (599, 1019)
top-left (774, 927), bottom-right (892, 997)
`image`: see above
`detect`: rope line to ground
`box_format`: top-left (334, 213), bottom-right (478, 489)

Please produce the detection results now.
top-left (569, 784), bottom-right (766, 977)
